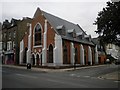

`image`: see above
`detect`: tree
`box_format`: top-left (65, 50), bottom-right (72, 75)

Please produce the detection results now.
top-left (94, 1), bottom-right (120, 46)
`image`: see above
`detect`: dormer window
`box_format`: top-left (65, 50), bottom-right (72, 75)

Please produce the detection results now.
top-left (68, 29), bottom-right (76, 38)
top-left (76, 32), bottom-right (84, 39)
top-left (84, 35), bottom-right (91, 41)
top-left (56, 25), bottom-right (65, 35)
top-left (34, 24), bottom-right (42, 46)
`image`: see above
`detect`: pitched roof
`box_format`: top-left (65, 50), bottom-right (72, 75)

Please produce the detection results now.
top-left (35, 8), bottom-right (94, 46)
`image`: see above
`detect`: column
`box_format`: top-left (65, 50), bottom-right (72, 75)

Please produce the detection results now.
top-left (80, 44), bottom-right (85, 65)
top-left (34, 54), bottom-right (37, 65)
top-left (54, 34), bottom-right (63, 66)
top-left (42, 20), bottom-right (47, 65)
top-left (19, 40), bottom-right (24, 64)
top-left (88, 46), bottom-right (92, 65)
top-left (70, 42), bottom-right (74, 65)
top-left (27, 23), bottom-right (32, 64)
top-left (95, 45), bottom-right (98, 64)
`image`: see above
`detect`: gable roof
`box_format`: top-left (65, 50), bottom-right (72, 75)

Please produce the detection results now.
top-left (34, 8), bottom-right (94, 46)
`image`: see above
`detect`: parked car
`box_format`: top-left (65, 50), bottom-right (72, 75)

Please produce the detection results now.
top-left (115, 59), bottom-right (120, 65)
top-left (105, 59), bottom-right (111, 64)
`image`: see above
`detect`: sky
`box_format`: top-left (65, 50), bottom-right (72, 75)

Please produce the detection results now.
top-left (0, 0), bottom-right (110, 38)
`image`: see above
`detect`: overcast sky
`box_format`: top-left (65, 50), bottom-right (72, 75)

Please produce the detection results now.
top-left (0, 0), bottom-right (110, 38)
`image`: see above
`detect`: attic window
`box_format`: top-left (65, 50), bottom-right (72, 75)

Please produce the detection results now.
top-left (56, 25), bottom-right (64, 30)
top-left (67, 29), bottom-right (74, 33)
top-left (56, 25), bottom-right (65, 35)
top-left (68, 29), bottom-right (76, 38)
top-left (84, 35), bottom-right (91, 41)
top-left (76, 32), bottom-right (84, 39)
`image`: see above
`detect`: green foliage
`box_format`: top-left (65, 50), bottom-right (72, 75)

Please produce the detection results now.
top-left (94, 1), bottom-right (120, 46)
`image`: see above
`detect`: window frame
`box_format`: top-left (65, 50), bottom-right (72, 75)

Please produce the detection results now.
top-left (33, 23), bottom-right (43, 48)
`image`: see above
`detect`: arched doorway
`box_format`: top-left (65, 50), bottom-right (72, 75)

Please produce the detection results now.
top-left (63, 45), bottom-right (68, 64)
top-left (32, 54), bottom-right (35, 65)
top-left (36, 54), bottom-right (39, 65)
top-left (48, 44), bottom-right (53, 63)
top-left (23, 47), bottom-right (28, 64)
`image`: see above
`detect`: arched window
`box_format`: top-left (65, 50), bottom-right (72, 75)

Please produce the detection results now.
top-left (48, 44), bottom-right (53, 63)
top-left (63, 45), bottom-right (68, 64)
top-left (34, 24), bottom-right (42, 46)
top-left (75, 48), bottom-right (78, 64)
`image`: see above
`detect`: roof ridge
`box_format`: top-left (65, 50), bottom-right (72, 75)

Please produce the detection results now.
top-left (42, 10), bottom-right (79, 28)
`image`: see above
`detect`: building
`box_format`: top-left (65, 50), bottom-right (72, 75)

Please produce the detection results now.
top-left (2, 18), bottom-right (32, 64)
top-left (92, 37), bottom-right (106, 64)
top-left (105, 43), bottom-right (120, 61)
top-left (2, 19), bottom-right (18, 64)
top-left (19, 8), bottom-right (98, 67)
top-left (0, 22), bottom-right (2, 56)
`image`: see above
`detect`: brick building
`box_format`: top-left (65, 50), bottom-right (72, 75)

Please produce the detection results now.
top-left (2, 18), bottom-right (32, 64)
top-left (19, 8), bottom-right (98, 67)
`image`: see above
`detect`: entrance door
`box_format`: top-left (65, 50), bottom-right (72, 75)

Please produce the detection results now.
top-left (32, 54), bottom-right (35, 65)
top-left (36, 54), bottom-right (39, 65)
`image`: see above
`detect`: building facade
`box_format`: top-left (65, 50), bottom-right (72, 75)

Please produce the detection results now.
top-left (2, 19), bottom-right (18, 64)
top-left (2, 18), bottom-right (32, 64)
top-left (19, 8), bottom-right (98, 67)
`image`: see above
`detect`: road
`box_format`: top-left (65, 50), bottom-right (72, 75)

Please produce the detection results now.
top-left (2, 64), bottom-right (120, 88)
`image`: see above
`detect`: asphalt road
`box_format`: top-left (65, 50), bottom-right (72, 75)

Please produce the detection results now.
top-left (2, 64), bottom-right (120, 88)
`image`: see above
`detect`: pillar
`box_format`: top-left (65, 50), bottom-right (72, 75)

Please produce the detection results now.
top-left (88, 46), bottom-right (92, 65)
top-left (54, 34), bottom-right (63, 66)
top-left (42, 20), bottom-right (47, 65)
top-left (27, 23), bottom-right (32, 64)
top-left (70, 42), bottom-right (74, 65)
top-left (95, 45), bottom-right (98, 64)
top-left (19, 40), bottom-right (24, 64)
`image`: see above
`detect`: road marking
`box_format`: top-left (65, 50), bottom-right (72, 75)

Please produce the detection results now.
top-left (114, 81), bottom-right (120, 83)
top-left (91, 77), bottom-right (98, 79)
top-left (77, 76), bottom-right (80, 77)
top-left (16, 74), bottom-right (37, 79)
top-left (70, 74), bottom-right (76, 76)
top-left (84, 76), bottom-right (90, 78)
top-left (47, 79), bottom-right (65, 84)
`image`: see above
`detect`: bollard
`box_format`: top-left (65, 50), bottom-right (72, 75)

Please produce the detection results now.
top-left (27, 63), bottom-right (31, 69)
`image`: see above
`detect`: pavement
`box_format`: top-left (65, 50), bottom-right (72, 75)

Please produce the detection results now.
top-left (1, 64), bottom-right (107, 72)
top-left (1, 64), bottom-right (120, 81)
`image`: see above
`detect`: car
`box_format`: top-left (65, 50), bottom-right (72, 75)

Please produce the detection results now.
top-left (105, 59), bottom-right (111, 64)
top-left (115, 59), bottom-right (120, 65)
